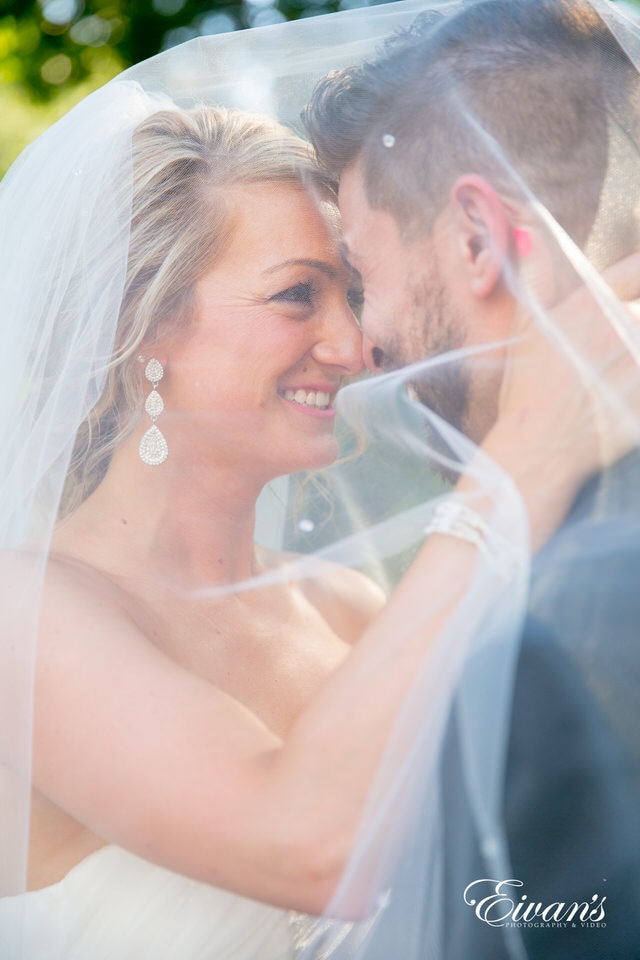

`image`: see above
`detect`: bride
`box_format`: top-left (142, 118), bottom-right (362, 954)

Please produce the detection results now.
top-left (1, 2), bottom-right (640, 959)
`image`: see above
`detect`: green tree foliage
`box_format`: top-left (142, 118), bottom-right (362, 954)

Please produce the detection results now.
top-left (1, 0), bottom-right (374, 172)
top-left (3, 0), bottom-right (634, 175)
top-left (0, 0), bottom-right (355, 103)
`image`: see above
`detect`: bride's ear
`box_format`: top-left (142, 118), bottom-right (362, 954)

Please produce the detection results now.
top-left (448, 175), bottom-right (510, 298)
top-left (137, 347), bottom-right (170, 371)
top-left (138, 322), bottom-right (175, 371)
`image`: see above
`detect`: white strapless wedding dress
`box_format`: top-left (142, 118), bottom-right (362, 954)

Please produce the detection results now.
top-left (0, 846), bottom-right (319, 960)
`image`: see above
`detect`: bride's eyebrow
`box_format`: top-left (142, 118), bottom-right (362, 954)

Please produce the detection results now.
top-left (262, 258), bottom-right (338, 278)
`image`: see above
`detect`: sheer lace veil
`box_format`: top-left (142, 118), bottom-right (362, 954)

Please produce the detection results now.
top-left (1, 2), bottom-right (640, 958)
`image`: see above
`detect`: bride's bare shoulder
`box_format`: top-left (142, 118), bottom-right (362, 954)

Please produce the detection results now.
top-left (26, 549), bottom-right (148, 655)
top-left (0, 547), bottom-right (128, 617)
top-left (259, 546), bottom-right (387, 644)
top-left (45, 550), bottom-right (133, 605)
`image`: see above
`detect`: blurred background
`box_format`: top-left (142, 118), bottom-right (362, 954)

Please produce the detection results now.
top-left (0, 0), bottom-right (387, 177)
top-left (1, 0), bottom-right (638, 176)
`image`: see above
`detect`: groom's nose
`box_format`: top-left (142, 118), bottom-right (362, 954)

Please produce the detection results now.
top-left (363, 334), bottom-right (385, 372)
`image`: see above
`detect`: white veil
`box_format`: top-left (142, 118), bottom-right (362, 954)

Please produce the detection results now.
top-left (1, 2), bottom-right (640, 959)
top-left (296, 3), bottom-right (640, 957)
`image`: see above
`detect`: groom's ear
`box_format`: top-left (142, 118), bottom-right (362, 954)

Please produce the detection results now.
top-left (448, 175), bottom-right (510, 298)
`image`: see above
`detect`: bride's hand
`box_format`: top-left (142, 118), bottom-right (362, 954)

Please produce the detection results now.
top-left (482, 251), bottom-right (640, 548)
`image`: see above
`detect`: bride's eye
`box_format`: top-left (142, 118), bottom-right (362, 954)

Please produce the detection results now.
top-left (272, 282), bottom-right (314, 306)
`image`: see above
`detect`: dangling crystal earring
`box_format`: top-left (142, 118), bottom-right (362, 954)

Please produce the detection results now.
top-left (139, 358), bottom-right (168, 466)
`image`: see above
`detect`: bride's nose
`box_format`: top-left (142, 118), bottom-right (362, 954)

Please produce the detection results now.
top-left (311, 304), bottom-right (365, 376)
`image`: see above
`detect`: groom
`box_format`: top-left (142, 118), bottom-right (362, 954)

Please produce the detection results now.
top-left (305, 1), bottom-right (640, 957)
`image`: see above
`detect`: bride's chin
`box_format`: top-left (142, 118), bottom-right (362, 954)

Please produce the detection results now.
top-left (281, 436), bottom-right (340, 475)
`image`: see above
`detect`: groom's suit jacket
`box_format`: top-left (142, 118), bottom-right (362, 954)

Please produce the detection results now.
top-left (440, 448), bottom-right (640, 960)
top-left (364, 450), bottom-right (640, 960)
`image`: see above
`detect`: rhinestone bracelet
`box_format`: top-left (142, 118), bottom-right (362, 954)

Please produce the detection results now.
top-left (424, 499), bottom-right (523, 579)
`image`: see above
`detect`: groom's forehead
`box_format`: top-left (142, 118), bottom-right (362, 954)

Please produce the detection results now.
top-left (338, 162), bottom-right (415, 258)
top-left (336, 163), bottom-right (375, 265)
top-left (338, 158), bottom-right (449, 276)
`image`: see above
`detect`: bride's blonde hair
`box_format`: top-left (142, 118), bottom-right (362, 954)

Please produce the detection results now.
top-left (60, 105), bottom-right (334, 516)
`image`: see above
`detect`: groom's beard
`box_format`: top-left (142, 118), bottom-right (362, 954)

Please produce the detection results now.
top-left (376, 267), bottom-right (472, 441)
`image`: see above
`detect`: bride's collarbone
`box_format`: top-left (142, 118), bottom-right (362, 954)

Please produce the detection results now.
top-left (128, 580), bottom-right (350, 730)
top-left (154, 588), bottom-right (348, 668)
top-left (42, 551), bottom-right (350, 732)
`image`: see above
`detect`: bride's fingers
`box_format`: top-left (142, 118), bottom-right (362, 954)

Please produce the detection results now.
top-left (510, 250), bottom-right (640, 343)
top-left (492, 251), bottom-right (640, 484)
top-left (509, 255), bottom-right (640, 374)
top-left (548, 250), bottom-right (640, 326)
top-left (500, 255), bottom-right (640, 432)
top-left (599, 250), bottom-right (640, 302)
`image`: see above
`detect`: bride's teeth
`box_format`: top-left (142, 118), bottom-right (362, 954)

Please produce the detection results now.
top-left (282, 388), bottom-right (333, 408)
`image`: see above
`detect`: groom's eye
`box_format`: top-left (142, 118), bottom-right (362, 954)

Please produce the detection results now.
top-left (272, 282), bottom-right (314, 306)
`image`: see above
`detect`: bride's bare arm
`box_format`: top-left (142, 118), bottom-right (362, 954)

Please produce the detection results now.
top-left (32, 253), bottom-right (640, 914)
top-left (32, 536), bottom-right (470, 914)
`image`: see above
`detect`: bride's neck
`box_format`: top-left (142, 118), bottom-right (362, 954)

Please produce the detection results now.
top-left (54, 441), bottom-right (267, 588)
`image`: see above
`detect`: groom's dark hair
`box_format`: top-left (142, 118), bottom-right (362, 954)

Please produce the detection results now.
top-left (304, 0), bottom-right (640, 260)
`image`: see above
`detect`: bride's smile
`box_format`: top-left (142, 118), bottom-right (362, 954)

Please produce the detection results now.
top-left (278, 387), bottom-right (336, 413)
top-left (154, 180), bottom-right (364, 484)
